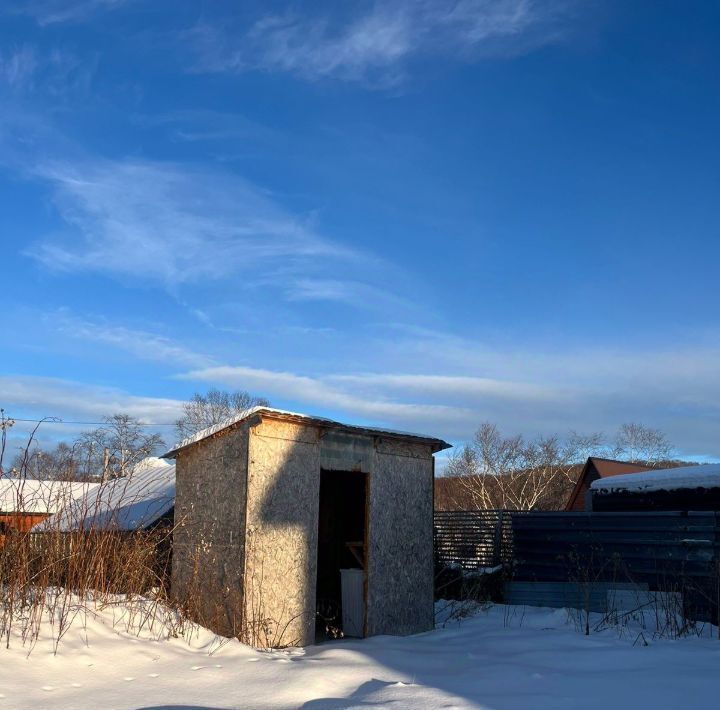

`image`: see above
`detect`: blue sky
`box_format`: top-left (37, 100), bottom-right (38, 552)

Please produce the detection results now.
top-left (2, 0), bottom-right (720, 460)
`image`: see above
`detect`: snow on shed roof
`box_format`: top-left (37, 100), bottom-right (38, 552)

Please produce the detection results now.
top-left (162, 406), bottom-right (452, 458)
top-left (34, 458), bottom-right (175, 532)
top-left (590, 463), bottom-right (720, 494)
top-left (0, 479), bottom-right (99, 515)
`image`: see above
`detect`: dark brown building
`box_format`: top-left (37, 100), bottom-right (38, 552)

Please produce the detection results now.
top-left (565, 457), bottom-right (652, 511)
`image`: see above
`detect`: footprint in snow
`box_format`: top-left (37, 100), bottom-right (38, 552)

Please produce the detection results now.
top-left (191, 666), bottom-right (205, 671)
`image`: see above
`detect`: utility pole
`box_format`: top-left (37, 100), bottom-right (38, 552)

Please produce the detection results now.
top-left (102, 447), bottom-right (110, 483)
top-left (0, 409), bottom-right (15, 476)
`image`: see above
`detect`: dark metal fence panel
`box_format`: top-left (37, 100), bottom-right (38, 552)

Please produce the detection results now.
top-left (434, 510), bottom-right (720, 619)
top-left (508, 510), bottom-right (720, 620)
top-left (510, 511), bottom-right (719, 583)
top-left (505, 581), bottom-right (649, 612)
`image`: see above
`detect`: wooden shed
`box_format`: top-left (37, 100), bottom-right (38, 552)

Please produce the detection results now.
top-left (162, 407), bottom-right (450, 647)
top-left (565, 457), bottom-right (652, 511)
top-left (0, 479), bottom-right (98, 543)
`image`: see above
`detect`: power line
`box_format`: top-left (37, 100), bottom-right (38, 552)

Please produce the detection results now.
top-left (8, 417), bottom-right (178, 427)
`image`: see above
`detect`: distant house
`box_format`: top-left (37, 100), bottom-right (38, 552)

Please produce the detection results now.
top-left (565, 457), bottom-right (652, 511)
top-left (0, 479), bottom-right (98, 539)
top-left (590, 462), bottom-right (720, 511)
top-left (33, 457), bottom-right (175, 532)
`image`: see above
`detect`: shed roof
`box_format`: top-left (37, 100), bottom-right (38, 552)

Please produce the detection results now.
top-left (591, 462), bottom-right (720, 494)
top-left (33, 458), bottom-right (175, 532)
top-left (0, 479), bottom-right (99, 515)
top-left (162, 406), bottom-right (452, 458)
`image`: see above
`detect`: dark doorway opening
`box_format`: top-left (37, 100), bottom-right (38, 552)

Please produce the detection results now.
top-left (315, 469), bottom-right (367, 641)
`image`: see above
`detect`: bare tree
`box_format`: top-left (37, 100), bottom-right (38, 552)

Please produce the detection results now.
top-left (76, 415), bottom-right (165, 481)
top-left (11, 441), bottom-right (81, 481)
top-left (613, 423), bottom-right (672, 465)
top-left (447, 421), bottom-right (675, 511)
top-left (448, 422), bottom-right (599, 510)
top-left (174, 389), bottom-right (269, 442)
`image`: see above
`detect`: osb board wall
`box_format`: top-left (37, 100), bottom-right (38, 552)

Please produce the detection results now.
top-left (172, 423), bottom-right (249, 637)
top-left (366, 438), bottom-right (434, 636)
top-left (244, 419), bottom-right (321, 647)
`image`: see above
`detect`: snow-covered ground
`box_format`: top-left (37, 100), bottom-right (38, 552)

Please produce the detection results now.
top-left (2, 601), bottom-right (720, 710)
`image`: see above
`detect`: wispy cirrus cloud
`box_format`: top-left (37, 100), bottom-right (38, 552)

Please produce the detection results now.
top-left (25, 157), bottom-right (371, 295)
top-left (7, 0), bottom-right (131, 26)
top-left (52, 312), bottom-right (215, 369)
top-left (131, 109), bottom-right (280, 147)
top-left (189, 0), bottom-right (577, 85)
top-left (0, 44), bottom-right (93, 96)
top-left (0, 45), bottom-right (37, 88)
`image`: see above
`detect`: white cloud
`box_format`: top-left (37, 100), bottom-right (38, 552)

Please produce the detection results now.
top-left (0, 46), bottom-right (38, 88)
top-left (6, 329), bottom-right (720, 461)
top-left (176, 332), bottom-right (720, 458)
top-left (285, 278), bottom-right (417, 314)
top-left (177, 364), bottom-right (473, 432)
top-left (0, 376), bottom-right (183, 425)
top-left (53, 313), bottom-right (214, 369)
top-left (8, 0), bottom-right (130, 26)
top-left (0, 375), bottom-right (184, 456)
top-left (0, 45), bottom-right (91, 97)
top-left (26, 158), bottom-right (369, 292)
top-left (190, 0), bottom-right (575, 85)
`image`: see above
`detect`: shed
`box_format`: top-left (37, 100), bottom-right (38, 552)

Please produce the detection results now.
top-left (565, 457), bottom-right (652, 511)
top-left (0, 479), bottom-right (98, 538)
top-left (590, 463), bottom-right (720, 511)
top-left (162, 407), bottom-right (450, 647)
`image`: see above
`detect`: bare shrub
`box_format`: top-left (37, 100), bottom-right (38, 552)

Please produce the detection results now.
top-left (0, 418), bottom-right (182, 653)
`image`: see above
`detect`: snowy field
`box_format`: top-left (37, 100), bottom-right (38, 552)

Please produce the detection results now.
top-left (2, 602), bottom-right (720, 710)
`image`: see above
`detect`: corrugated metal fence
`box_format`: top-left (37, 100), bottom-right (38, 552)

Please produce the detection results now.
top-left (511, 511), bottom-right (719, 583)
top-left (434, 510), bottom-right (720, 619)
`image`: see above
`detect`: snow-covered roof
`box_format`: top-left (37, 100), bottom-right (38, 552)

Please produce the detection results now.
top-left (590, 463), bottom-right (720, 494)
top-left (0, 479), bottom-right (99, 515)
top-left (162, 406), bottom-right (452, 458)
top-left (33, 458), bottom-right (175, 532)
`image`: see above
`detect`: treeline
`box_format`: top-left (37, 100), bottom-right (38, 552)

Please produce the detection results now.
top-left (438, 421), bottom-right (679, 511)
top-left (1, 389), bottom-right (268, 481)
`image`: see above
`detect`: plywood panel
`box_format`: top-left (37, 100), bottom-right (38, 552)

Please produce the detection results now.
top-left (367, 440), bottom-right (434, 636)
top-left (172, 423), bottom-right (249, 637)
top-left (244, 419), bottom-right (321, 647)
